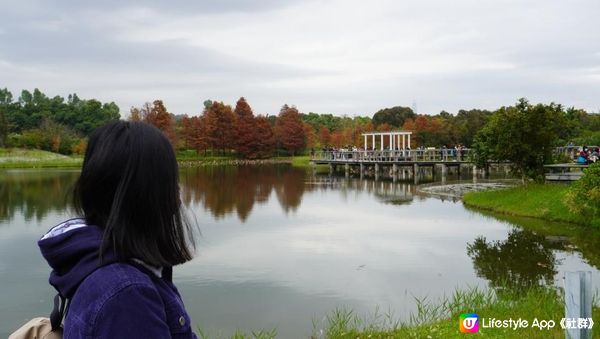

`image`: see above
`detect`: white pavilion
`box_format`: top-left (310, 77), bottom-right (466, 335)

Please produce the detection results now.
top-left (362, 131), bottom-right (412, 150)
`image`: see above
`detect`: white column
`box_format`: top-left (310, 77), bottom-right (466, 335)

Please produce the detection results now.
top-left (380, 134), bottom-right (384, 150)
top-left (408, 134), bottom-right (411, 149)
top-left (402, 134), bottom-right (405, 149)
top-left (364, 135), bottom-right (367, 150)
top-left (391, 133), bottom-right (395, 150)
top-left (372, 134), bottom-right (375, 150)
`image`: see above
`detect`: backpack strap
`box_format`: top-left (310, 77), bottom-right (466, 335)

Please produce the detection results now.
top-left (49, 293), bottom-right (68, 331)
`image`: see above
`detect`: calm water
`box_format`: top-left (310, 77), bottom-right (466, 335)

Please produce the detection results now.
top-left (1, 166), bottom-right (599, 338)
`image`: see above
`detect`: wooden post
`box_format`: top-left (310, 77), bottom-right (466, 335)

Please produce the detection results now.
top-left (564, 271), bottom-right (592, 339)
top-left (413, 163), bottom-right (419, 184)
top-left (441, 164), bottom-right (447, 184)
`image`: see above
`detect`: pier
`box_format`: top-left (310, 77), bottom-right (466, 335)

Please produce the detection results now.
top-left (310, 148), bottom-right (481, 183)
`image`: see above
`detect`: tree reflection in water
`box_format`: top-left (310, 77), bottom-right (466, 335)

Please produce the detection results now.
top-left (467, 229), bottom-right (559, 291)
top-left (180, 165), bottom-right (307, 221)
top-left (0, 170), bottom-right (78, 223)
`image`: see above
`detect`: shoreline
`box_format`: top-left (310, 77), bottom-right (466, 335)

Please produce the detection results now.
top-left (0, 148), bottom-right (318, 169)
top-left (461, 183), bottom-right (597, 228)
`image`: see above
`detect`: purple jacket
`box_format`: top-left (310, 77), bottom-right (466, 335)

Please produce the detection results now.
top-left (39, 219), bottom-right (197, 339)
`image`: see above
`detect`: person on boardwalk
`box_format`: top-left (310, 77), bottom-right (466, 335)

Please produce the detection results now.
top-left (38, 121), bottom-right (197, 338)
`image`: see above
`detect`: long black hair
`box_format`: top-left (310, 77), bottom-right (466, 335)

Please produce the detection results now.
top-left (73, 121), bottom-right (194, 266)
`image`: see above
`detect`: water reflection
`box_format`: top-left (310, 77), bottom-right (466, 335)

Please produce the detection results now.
top-left (0, 170), bottom-right (77, 223)
top-left (180, 167), bottom-right (418, 221)
top-left (467, 229), bottom-right (559, 291)
top-left (180, 166), bottom-right (307, 221)
top-left (1, 167), bottom-right (599, 338)
top-left (464, 207), bottom-right (600, 271)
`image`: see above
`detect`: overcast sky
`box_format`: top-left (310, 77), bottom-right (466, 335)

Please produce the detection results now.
top-left (1, 0), bottom-right (599, 117)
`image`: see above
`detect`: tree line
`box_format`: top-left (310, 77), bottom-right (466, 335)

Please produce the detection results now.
top-left (1, 88), bottom-right (599, 163)
top-left (0, 88), bottom-right (119, 153)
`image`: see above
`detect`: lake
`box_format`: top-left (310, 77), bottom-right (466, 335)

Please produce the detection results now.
top-left (1, 166), bottom-right (599, 338)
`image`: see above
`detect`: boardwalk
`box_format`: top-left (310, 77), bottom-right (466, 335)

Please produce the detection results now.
top-left (310, 148), bottom-right (481, 183)
top-left (311, 148), bottom-right (472, 164)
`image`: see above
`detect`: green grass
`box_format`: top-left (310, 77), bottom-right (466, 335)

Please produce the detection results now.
top-left (176, 149), bottom-right (238, 162)
top-left (318, 287), bottom-right (599, 339)
top-left (274, 155), bottom-right (330, 173)
top-left (0, 148), bottom-right (83, 168)
top-left (191, 286), bottom-right (599, 338)
top-left (462, 183), bottom-right (597, 227)
top-left (274, 155), bottom-right (310, 167)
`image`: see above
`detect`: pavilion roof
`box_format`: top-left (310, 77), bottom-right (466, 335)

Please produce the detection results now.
top-left (361, 131), bottom-right (412, 136)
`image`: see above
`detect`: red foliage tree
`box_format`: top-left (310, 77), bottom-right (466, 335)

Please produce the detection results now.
top-left (329, 131), bottom-right (344, 148)
top-left (203, 101), bottom-right (236, 154)
top-left (255, 115), bottom-right (276, 158)
top-left (181, 115), bottom-right (207, 153)
top-left (319, 126), bottom-right (330, 147)
top-left (303, 123), bottom-right (318, 151)
top-left (275, 105), bottom-right (305, 155)
top-left (143, 100), bottom-right (176, 146)
top-left (233, 97), bottom-right (260, 159)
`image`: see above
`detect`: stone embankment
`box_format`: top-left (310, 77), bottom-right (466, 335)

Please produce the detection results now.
top-left (418, 180), bottom-right (518, 198)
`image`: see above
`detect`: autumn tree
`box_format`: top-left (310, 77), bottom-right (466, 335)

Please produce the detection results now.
top-left (128, 106), bottom-right (142, 121)
top-left (319, 126), bottom-right (331, 148)
top-left (330, 131), bottom-right (344, 148)
top-left (303, 123), bottom-right (318, 151)
top-left (139, 100), bottom-right (177, 146)
top-left (255, 115), bottom-right (276, 158)
top-left (233, 97), bottom-right (260, 159)
top-left (203, 101), bottom-right (236, 154)
top-left (275, 105), bottom-right (305, 155)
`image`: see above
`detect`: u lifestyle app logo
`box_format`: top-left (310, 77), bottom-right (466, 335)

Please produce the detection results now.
top-left (460, 313), bottom-right (479, 333)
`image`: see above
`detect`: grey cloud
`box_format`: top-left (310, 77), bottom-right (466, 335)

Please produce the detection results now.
top-left (1, 0), bottom-right (302, 16)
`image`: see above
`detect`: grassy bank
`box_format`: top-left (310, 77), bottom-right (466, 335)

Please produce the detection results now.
top-left (0, 148), bottom-right (82, 168)
top-left (321, 287), bottom-right (598, 339)
top-left (0, 148), bottom-right (319, 169)
top-left (196, 287), bottom-right (598, 338)
top-left (462, 183), bottom-right (598, 227)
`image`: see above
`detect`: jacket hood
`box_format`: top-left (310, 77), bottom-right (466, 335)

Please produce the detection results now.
top-left (38, 219), bottom-right (118, 298)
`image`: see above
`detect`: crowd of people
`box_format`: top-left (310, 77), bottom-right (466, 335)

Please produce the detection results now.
top-left (576, 145), bottom-right (599, 164)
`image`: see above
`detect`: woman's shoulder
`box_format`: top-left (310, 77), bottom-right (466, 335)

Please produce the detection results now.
top-left (67, 263), bottom-right (172, 338)
top-left (82, 262), bottom-right (156, 297)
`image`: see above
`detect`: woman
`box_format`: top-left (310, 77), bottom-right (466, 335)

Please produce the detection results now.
top-left (38, 121), bottom-right (197, 338)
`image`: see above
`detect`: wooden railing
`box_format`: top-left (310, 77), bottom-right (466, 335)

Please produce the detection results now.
top-left (311, 148), bottom-right (472, 162)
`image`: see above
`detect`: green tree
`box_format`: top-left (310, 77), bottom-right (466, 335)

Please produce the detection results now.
top-left (0, 88), bottom-right (12, 146)
top-left (472, 98), bottom-right (565, 182)
top-left (565, 163), bottom-right (600, 224)
top-left (0, 109), bottom-right (7, 147)
top-left (372, 106), bottom-right (415, 128)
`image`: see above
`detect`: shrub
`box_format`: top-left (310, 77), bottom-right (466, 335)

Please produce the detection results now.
top-left (565, 162), bottom-right (600, 218)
